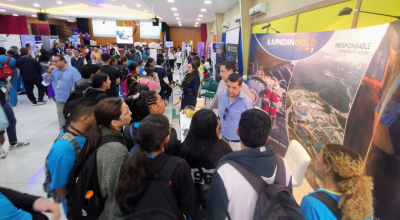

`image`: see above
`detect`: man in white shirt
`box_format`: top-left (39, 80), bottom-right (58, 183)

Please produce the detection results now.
top-left (63, 48), bottom-right (74, 66)
top-left (208, 61), bottom-right (252, 110)
top-left (113, 43), bottom-right (120, 55)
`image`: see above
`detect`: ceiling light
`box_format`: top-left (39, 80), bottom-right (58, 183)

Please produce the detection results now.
top-left (144, 10), bottom-right (148, 12)
top-left (199, 14), bottom-right (203, 17)
top-left (32, 14), bottom-right (37, 17)
top-left (33, 3), bottom-right (40, 7)
top-left (195, 22), bottom-right (199, 24)
top-left (122, 5), bottom-right (126, 7)
top-left (174, 13), bottom-right (179, 16)
top-left (57, 1), bottom-right (63, 4)
top-left (171, 8), bottom-right (177, 11)
top-left (168, 0), bottom-right (175, 2)
top-left (205, 1), bottom-right (211, 4)
top-left (0, 9), bottom-right (6, 12)
top-left (179, 24), bottom-right (182, 26)
top-left (176, 17), bottom-right (180, 20)
top-left (111, 0), bottom-right (115, 1)
top-left (136, 4), bottom-right (141, 7)
top-left (12, 14), bottom-right (18, 16)
top-left (197, 18), bottom-right (201, 21)
top-left (194, 25), bottom-right (198, 27)
top-left (201, 9), bottom-right (206, 12)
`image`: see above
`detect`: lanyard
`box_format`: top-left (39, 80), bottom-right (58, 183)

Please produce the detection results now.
top-left (68, 125), bottom-right (86, 137)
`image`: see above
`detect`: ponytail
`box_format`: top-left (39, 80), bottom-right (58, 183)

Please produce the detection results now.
top-left (76, 124), bottom-right (101, 163)
top-left (336, 174), bottom-right (374, 220)
top-left (322, 144), bottom-right (374, 220)
top-left (115, 148), bottom-right (150, 214)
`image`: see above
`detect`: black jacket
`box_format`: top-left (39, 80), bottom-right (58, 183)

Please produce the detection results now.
top-left (52, 47), bottom-right (60, 55)
top-left (83, 87), bottom-right (109, 103)
top-left (15, 57), bottom-right (43, 81)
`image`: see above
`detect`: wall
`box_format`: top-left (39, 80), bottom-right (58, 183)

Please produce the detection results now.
top-left (215, 13), bottom-right (224, 42)
top-left (222, 2), bottom-right (241, 32)
top-left (26, 17), bottom-right (77, 28)
top-left (251, 0), bottom-right (400, 34)
top-left (169, 26), bottom-right (202, 49)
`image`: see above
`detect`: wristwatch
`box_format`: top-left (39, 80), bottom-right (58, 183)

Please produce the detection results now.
top-left (47, 71), bottom-right (51, 73)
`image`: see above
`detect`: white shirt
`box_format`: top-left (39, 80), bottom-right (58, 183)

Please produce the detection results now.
top-left (168, 52), bottom-right (175, 60)
top-left (114, 46), bottom-right (120, 55)
top-left (204, 62), bottom-right (211, 70)
top-left (176, 52), bottom-right (182, 63)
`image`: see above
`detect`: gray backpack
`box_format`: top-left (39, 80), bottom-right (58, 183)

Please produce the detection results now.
top-left (227, 156), bottom-right (305, 220)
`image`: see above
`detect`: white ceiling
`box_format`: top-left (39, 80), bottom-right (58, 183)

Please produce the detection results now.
top-left (0, 0), bottom-right (239, 27)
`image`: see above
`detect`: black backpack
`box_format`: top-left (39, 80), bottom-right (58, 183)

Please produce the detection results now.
top-left (66, 135), bottom-right (123, 220)
top-left (227, 156), bottom-right (305, 220)
top-left (127, 156), bottom-right (183, 220)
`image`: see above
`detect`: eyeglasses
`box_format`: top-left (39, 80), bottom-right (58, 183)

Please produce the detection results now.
top-left (223, 107), bottom-right (229, 120)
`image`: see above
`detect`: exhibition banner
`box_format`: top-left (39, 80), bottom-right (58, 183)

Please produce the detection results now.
top-left (166, 41), bottom-right (173, 48)
top-left (35, 36), bottom-right (42, 52)
top-left (225, 27), bottom-right (241, 73)
top-left (71, 28), bottom-right (80, 36)
top-left (213, 42), bottom-right (225, 83)
top-left (21, 35), bottom-right (37, 55)
top-left (68, 37), bottom-right (78, 47)
top-left (247, 20), bottom-right (400, 219)
top-left (197, 42), bottom-right (205, 57)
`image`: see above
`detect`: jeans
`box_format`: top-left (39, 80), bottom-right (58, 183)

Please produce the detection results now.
top-left (55, 101), bottom-right (66, 130)
top-left (2, 101), bottom-right (17, 144)
top-left (23, 79), bottom-right (46, 103)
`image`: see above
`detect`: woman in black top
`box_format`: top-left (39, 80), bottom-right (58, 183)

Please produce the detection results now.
top-left (168, 109), bottom-right (232, 211)
top-left (116, 114), bottom-right (197, 219)
top-left (180, 62), bottom-right (201, 109)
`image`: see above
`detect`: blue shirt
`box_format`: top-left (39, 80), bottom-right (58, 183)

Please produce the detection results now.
top-left (219, 90), bottom-right (254, 140)
top-left (47, 130), bottom-right (86, 213)
top-left (42, 66), bottom-right (82, 102)
top-left (0, 193), bottom-right (31, 220)
top-left (127, 60), bottom-right (132, 67)
top-left (300, 189), bottom-right (371, 220)
top-left (139, 66), bottom-right (144, 76)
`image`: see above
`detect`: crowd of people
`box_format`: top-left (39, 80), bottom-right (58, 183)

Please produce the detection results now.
top-left (0, 43), bottom-right (375, 220)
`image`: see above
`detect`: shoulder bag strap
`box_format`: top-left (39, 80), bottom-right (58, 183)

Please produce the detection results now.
top-left (58, 132), bottom-right (80, 154)
top-left (227, 160), bottom-right (265, 194)
top-left (310, 191), bottom-right (342, 220)
top-left (6, 56), bottom-right (11, 64)
top-left (158, 156), bottom-right (182, 183)
top-left (274, 155), bottom-right (286, 185)
top-left (129, 123), bottom-right (135, 141)
top-left (98, 135), bottom-right (124, 147)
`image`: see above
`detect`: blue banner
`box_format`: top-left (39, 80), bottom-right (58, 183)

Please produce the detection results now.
top-left (20, 35), bottom-right (37, 55)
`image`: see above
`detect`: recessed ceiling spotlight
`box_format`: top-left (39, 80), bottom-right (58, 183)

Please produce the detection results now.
top-left (122, 5), bottom-right (126, 7)
top-left (144, 10), bottom-right (148, 12)
top-left (0, 9), bottom-right (6, 12)
top-left (111, 0), bottom-right (115, 1)
top-left (179, 24), bottom-right (182, 26)
top-left (201, 8), bottom-right (206, 12)
top-left (171, 8), bottom-right (177, 11)
top-left (32, 14), bottom-right (37, 17)
top-left (195, 22), bottom-right (199, 24)
top-left (174, 13), bottom-right (179, 16)
top-left (168, 0), bottom-right (174, 2)
top-left (12, 14), bottom-right (18, 16)
top-left (176, 17), bottom-right (180, 20)
top-left (57, 1), bottom-right (63, 4)
top-left (205, 1), bottom-right (211, 4)
top-left (33, 3), bottom-right (40, 7)
top-left (136, 4), bottom-right (141, 7)
top-left (194, 25), bottom-right (198, 27)
top-left (197, 18), bottom-right (201, 21)
top-left (199, 14), bottom-right (203, 17)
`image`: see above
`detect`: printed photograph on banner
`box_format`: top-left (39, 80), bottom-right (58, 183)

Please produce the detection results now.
top-left (116, 26), bottom-right (133, 44)
top-left (226, 43), bottom-right (239, 71)
top-left (247, 23), bottom-right (388, 192)
top-left (213, 42), bottom-right (225, 83)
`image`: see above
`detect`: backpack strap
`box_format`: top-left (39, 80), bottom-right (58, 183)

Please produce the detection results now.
top-left (157, 156), bottom-right (182, 183)
top-left (310, 191), bottom-right (342, 220)
top-left (129, 123), bottom-right (135, 142)
top-left (5, 56), bottom-right (11, 65)
top-left (274, 155), bottom-right (286, 185)
top-left (227, 160), bottom-right (265, 194)
top-left (98, 135), bottom-right (125, 147)
top-left (58, 132), bottom-right (80, 154)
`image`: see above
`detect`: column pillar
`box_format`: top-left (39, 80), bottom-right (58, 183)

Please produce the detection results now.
top-left (239, 0), bottom-right (254, 75)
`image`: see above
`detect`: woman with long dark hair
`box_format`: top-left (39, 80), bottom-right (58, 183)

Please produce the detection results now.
top-left (83, 73), bottom-right (111, 103)
top-left (168, 109), bottom-right (232, 210)
top-left (126, 82), bottom-right (149, 98)
top-left (145, 57), bottom-right (155, 68)
top-left (123, 91), bottom-right (165, 150)
top-left (126, 63), bottom-right (140, 87)
top-left (76, 98), bottom-right (131, 220)
top-left (180, 62), bottom-right (200, 109)
top-left (116, 114), bottom-right (197, 219)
